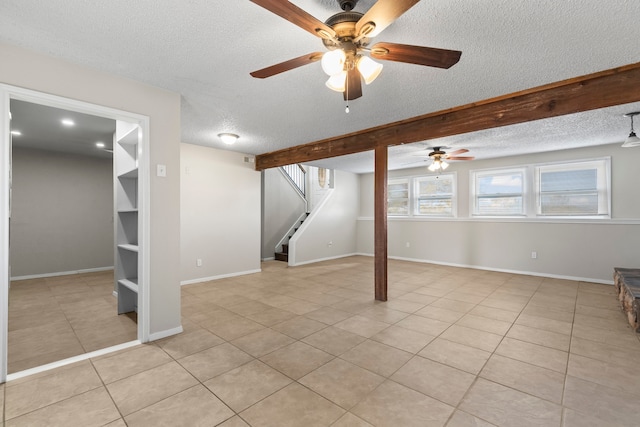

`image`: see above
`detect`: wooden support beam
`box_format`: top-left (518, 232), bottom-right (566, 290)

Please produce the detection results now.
top-left (374, 145), bottom-right (388, 301)
top-left (255, 62), bottom-right (640, 170)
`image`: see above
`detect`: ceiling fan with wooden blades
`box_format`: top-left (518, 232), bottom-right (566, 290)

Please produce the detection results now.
top-left (249, 0), bottom-right (462, 101)
top-left (412, 146), bottom-right (474, 172)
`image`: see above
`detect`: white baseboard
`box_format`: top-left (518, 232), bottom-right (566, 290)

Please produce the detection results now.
top-left (355, 252), bottom-right (613, 285)
top-left (149, 326), bottom-right (183, 341)
top-left (180, 268), bottom-right (262, 286)
top-left (7, 340), bottom-right (141, 382)
top-left (289, 253), bottom-right (360, 267)
top-left (11, 266), bottom-right (114, 281)
top-left (262, 257), bottom-right (275, 261)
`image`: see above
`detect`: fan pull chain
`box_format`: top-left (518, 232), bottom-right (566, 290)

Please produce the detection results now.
top-left (345, 70), bottom-right (350, 113)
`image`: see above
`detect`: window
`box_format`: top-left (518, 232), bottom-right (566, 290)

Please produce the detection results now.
top-left (472, 168), bottom-right (525, 216)
top-left (535, 158), bottom-right (610, 217)
top-left (414, 174), bottom-right (455, 216)
top-left (388, 178), bottom-right (409, 215)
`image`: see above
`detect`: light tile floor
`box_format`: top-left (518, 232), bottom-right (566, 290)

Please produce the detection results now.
top-left (3, 256), bottom-right (640, 426)
top-left (8, 271), bottom-right (138, 373)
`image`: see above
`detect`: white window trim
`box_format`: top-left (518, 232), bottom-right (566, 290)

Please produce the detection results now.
top-left (470, 166), bottom-right (527, 217)
top-left (534, 157), bottom-right (611, 219)
top-left (388, 177), bottom-right (410, 216)
top-left (413, 172), bottom-right (457, 218)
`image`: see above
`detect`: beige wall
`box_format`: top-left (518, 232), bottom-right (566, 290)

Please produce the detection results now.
top-left (1, 42), bottom-right (182, 337)
top-left (358, 143), bottom-right (640, 283)
top-left (180, 144), bottom-right (261, 283)
top-left (10, 147), bottom-right (113, 277)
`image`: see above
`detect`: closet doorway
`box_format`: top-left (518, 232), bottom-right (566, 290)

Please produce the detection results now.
top-left (0, 86), bottom-right (150, 382)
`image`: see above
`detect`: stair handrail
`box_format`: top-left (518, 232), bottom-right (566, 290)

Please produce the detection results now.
top-left (280, 164), bottom-right (306, 198)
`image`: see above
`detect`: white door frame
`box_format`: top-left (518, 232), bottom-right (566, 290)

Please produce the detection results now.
top-left (0, 84), bottom-right (151, 382)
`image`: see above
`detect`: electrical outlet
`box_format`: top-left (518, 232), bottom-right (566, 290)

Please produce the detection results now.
top-left (196, 258), bottom-right (202, 267)
top-left (531, 251), bottom-right (537, 259)
top-left (406, 242), bottom-right (410, 248)
top-left (328, 241), bottom-right (333, 247)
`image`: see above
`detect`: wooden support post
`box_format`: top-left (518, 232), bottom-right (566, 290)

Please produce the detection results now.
top-left (374, 145), bottom-right (388, 301)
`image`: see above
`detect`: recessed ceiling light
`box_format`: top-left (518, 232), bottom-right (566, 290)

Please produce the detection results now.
top-left (61, 118), bottom-right (75, 126)
top-left (10, 130), bottom-right (21, 136)
top-left (96, 142), bottom-right (105, 148)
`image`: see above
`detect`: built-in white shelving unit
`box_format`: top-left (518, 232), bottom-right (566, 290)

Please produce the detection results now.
top-left (114, 123), bottom-right (140, 314)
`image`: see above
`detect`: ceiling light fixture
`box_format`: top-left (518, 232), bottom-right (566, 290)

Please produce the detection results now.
top-left (218, 133), bottom-right (239, 145)
top-left (356, 56), bottom-right (383, 85)
top-left (326, 71), bottom-right (347, 92)
top-left (61, 118), bottom-right (75, 126)
top-left (321, 49), bottom-right (383, 93)
top-left (622, 112), bottom-right (640, 148)
top-left (428, 157), bottom-right (449, 173)
top-left (96, 142), bottom-right (105, 148)
top-left (321, 49), bottom-right (346, 76)
top-left (10, 130), bottom-right (21, 136)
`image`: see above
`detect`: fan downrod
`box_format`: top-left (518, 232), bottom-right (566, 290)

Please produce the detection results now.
top-left (338, 0), bottom-right (359, 11)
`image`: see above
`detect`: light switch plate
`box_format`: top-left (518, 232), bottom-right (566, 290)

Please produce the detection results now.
top-left (157, 164), bottom-right (166, 177)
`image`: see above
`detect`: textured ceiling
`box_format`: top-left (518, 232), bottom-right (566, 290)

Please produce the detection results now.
top-left (1, 0), bottom-right (640, 173)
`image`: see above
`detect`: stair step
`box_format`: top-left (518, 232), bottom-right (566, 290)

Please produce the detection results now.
top-left (282, 244), bottom-right (289, 254)
top-left (275, 252), bottom-right (288, 262)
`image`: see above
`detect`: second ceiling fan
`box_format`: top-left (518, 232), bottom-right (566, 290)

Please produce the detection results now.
top-left (249, 0), bottom-right (462, 100)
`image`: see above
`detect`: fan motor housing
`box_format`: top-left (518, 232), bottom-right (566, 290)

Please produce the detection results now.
top-left (323, 11), bottom-right (369, 49)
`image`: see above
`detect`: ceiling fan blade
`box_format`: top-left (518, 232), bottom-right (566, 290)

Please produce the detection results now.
top-left (447, 148), bottom-right (469, 156)
top-left (344, 69), bottom-right (363, 101)
top-left (356, 0), bottom-right (420, 38)
top-left (250, 0), bottom-right (336, 40)
top-left (250, 52), bottom-right (324, 79)
top-left (446, 156), bottom-right (475, 161)
top-left (370, 42), bottom-right (462, 69)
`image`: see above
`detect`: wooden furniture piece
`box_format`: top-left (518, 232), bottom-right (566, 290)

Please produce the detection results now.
top-left (613, 267), bottom-right (640, 332)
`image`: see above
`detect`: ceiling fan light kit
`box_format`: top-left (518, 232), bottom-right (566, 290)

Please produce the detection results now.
top-left (321, 49), bottom-right (346, 76)
top-left (326, 71), bottom-right (348, 92)
top-left (357, 55), bottom-right (383, 84)
top-left (622, 112), bottom-right (640, 147)
top-left (428, 159), bottom-right (449, 172)
top-left (249, 0), bottom-right (461, 103)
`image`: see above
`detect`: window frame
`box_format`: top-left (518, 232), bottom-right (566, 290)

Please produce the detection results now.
top-left (387, 177), bottom-right (410, 216)
top-left (470, 167), bottom-right (527, 217)
top-left (534, 157), bottom-right (611, 219)
top-left (413, 173), bottom-right (457, 217)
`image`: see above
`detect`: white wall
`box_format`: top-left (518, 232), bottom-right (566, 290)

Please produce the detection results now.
top-left (261, 168), bottom-right (306, 259)
top-left (10, 147), bottom-right (113, 277)
top-left (1, 42), bottom-right (182, 337)
top-left (181, 144), bottom-right (261, 283)
top-left (290, 169), bottom-right (359, 265)
top-left (358, 143), bottom-right (640, 283)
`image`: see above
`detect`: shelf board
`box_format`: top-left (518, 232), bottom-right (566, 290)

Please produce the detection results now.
top-left (118, 244), bottom-right (139, 253)
top-left (118, 208), bottom-right (138, 213)
top-left (118, 168), bottom-right (138, 179)
top-left (118, 278), bottom-right (139, 293)
top-left (117, 126), bottom-right (138, 146)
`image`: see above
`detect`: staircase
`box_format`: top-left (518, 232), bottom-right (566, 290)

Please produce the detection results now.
top-left (275, 212), bottom-right (309, 262)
